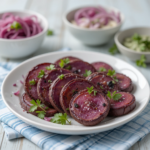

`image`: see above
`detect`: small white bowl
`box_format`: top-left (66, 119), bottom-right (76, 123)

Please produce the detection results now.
top-left (0, 10), bottom-right (48, 59)
top-left (115, 27), bottom-right (150, 62)
top-left (63, 6), bottom-right (124, 46)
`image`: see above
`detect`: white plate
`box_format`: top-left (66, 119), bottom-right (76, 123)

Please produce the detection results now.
top-left (2, 51), bottom-right (150, 135)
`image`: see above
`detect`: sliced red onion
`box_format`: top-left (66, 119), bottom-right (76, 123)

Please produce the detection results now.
top-left (13, 83), bottom-right (17, 87)
top-left (20, 80), bottom-right (24, 84)
top-left (44, 117), bottom-right (52, 121)
top-left (14, 90), bottom-right (20, 96)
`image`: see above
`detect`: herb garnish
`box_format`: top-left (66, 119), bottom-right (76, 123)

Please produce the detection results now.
top-left (48, 80), bottom-right (52, 83)
top-left (50, 113), bottom-right (71, 125)
top-left (59, 58), bottom-right (70, 68)
top-left (99, 67), bottom-right (106, 72)
top-left (83, 70), bottom-right (92, 77)
top-left (10, 21), bottom-right (22, 30)
top-left (87, 86), bottom-right (97, 96)
top-left (107, 70), bottom-right (118, 83)
top-left (109, 44), bottom-right (119, 55)
top-left (38, 70), bottom-right (45, 78)
top-left (107, 91), bottom-right (122, 101)
top-left (46, 64), bottom-right (55, 70)
top-left (136, 55), bottom-right (146, 68)
top-left (29, 79), bottom-right (36, 85)
top-left (58, 74), bottom-right (64, 79)
top-left (66, 108), bottom-right (69, 110)
top-left (47, 29), bottom-right (53, 36)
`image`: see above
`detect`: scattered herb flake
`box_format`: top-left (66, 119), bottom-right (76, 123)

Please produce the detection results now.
top-left (99, 67), bottom-right (106, 72)
top-left (36, 111), bottom-right (46, 119)
top-left (10, 21), bottom-right (22, 30)
top-left (58, 74), bottom-right (64, 80)
top-left (66, 108), bottom-right (69, 110)
top-left (48, 80), bottom-right (52, 83)
top-left (29, 79), bottom-right (36, 85)
top-left (87, 86), bottom-right (97, 96)
top-left (46, 64), bottom-right (55, 70)
top-left (107, 91), bottom-right (122, 101)
top-left (47, 29), bottom-right (53, 36)
top-left (83, 70), bottom-right (92, 77)
top-left (136, 55), bottom-right (147, 68)
top-left (59, 58), bottom-right (70, 68)
top-left (109, 44), bottom-right (119, 55)
top-left (107, 70), bottom-right (118, 83)
top-left (38, 70), bottom-right (45, 78)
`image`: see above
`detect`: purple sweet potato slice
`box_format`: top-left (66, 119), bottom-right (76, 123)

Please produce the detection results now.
top-left (86, 72), bottom-right (119, 94)
top-left (37, 68), bottom-right (71, 107)
top-left (116, 73), bottom-right (133, 92)
top-left (49, 73), bottom-right (83, 113)
top-left (109, 92), bottom-right (136, 117)
top-left (64, 60), bottom-right (96, 77)
top-left (25, 63), bottom-right (59, 100)
top-left (55, 56), bottom-right (81, 65)
top-left (20, 93), bottom-right (58, 117)
top-left (60, 79), bottom-right (95, 115)
top-left (91, 62), bottom-right (113, 72)
top-left (69, 89), bottom-right (110, 126)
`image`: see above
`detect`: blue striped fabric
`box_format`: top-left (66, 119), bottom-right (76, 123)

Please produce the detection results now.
top-left (0, 61), bottom-right (150, 150)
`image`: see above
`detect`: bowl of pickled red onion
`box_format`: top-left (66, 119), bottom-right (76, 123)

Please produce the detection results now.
top-left (63, 6), bottom-right (124, 46)
top-left (0, 10), bottom-right (48, 59)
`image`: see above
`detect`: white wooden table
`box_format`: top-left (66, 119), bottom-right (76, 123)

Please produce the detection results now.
top-left (0, 0), bottom-right (150, 149)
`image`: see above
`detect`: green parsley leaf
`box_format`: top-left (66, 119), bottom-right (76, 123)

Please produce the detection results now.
top-left (66, 108), bottom-right (69, 110)
top-left (38, 70), bottom-right (45, 78)
top-left (132, 33), bottom-right (141, 41)
top-left (87, 86), bottom-right (97, 96)
top-left (45, 107), bottom-right (49, 110)
top-left (10, 21), bottom-right (22, 30)
top-left (29, 100), bottom-right (38, 112)
top-left (99, 67), bottom-right (106, 72)
top-left (83, 70), bottom-right (92, 77)
top-left (58, 74), bottom-right (64, 79)
top-left (109, 44), bottom-right (119, 55)
top-left (93, 90), bottom-right (97, 96)
top-left (59, 58), bottom-right (70, 68)
top-left (107, 70), bottom-right (118, 83)
top-left (36, 111), bottom-right (46, 119)
top-left (47, 29), bottom-right (53, 36)
top-left (29, 79), bottom-right (36, 85)
top-left (107, 91), bottom-right (112, 99)
top-left (46, 64), bottom-right (55, 70)
top-left (51, 113), bottom-right (71, 125)
top-left (136, 55), bottom-right (147, 68)
top-left (107, 91), bottom-right (122, 101)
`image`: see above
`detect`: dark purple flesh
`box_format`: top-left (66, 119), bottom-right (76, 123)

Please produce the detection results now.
top-left (55, 56), bottom-right (81, 65)
top-left (109, 92), bottom-right (136, 117)
top-left (25, 63), bottom-right (59, 100)
top-left (60, 79), bottom-right (95, 115)
top-left (116, 73), bottom-right (133, 92)
top-left (64, 60), bottom-right (96, 77)
top-left (49, 73), bottom-right (83, 112)
top-left (86, 72), bottom-right (118, 94)
top-left (70, 89), bottom-right (110, 126)
top-left (37, 68), bottom-right (71, 107)
top-left (91, 62), bottom-right (113, 72)
top-left (20, 93), bottom-right (58, 117)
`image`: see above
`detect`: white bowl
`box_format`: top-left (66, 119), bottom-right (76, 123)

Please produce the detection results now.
top-left (63, 6), bottom-right (124, 46)
top-left (115, 27), bottom-right (150, 62)
top-left (0, 10), bottom-right (48, 59)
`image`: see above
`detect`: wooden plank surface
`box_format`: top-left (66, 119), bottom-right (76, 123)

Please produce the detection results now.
top-left (0, 0), bottom-right (150, 150)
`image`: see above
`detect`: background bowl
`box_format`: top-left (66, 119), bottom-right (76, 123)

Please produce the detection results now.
top-left (63, 6), bottom-right (124, 46)
top-left (115, 27), bottom-right (150, 62)
top-left (0, 10), bottom-right (48, 59)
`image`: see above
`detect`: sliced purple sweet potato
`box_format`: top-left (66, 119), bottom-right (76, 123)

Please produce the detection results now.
top-left (20, 93), bottom-right (58, 117)
top-left (60, 79), bottom-right (95, 115)
top-left (91, 62), bottom-right (113, 72)
top-left (116, 73), bottom-right (133, 92)
top-left (109, 92), bottom-right (136, 117)
top-left (69, 89), bottom-right (110, 126)
top-left (64, 60), bottom-right (96, 77)
top-left (86, 72), bottom-right (119, 94)
top-left (55, 56), bottom-right (81, 65)
top-left (37, 68), bottom-right (71, 106)
top-left (25, 63), bottom-right (59, 100)
top-left (49, 73), bottom-right (83, 112)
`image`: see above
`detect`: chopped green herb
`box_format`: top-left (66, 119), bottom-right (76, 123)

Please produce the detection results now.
top-left (83, 70), bottom-right (92, 77)
top-left (109, 44), bottom-right (119, 55)
top-left (59, 58), bottom-right (70, 68)
top-left (47, 29), bottom-right (53, 36)
top-left (29, 79), bottom-right (36, 85)
top-left (36, 111), bottom-right (46, 119)
top-left (107, 70), bottom-right (118, 83)
top-left (29, 87), bottom-right (32, 90)
top-left (107, 91), bottom-right (122, 101)
top-left (50, 113), bottom-right (71, 125)
top-left (48, 80), bottom-right (52, 83)
top-left (10, 21), bottom-right (22, 30)
top-left (136, 55), bottom-right (147, 68)
top-left (100, 86), bottom-right (103, 89)
top-left (99, 67), bottom-right (106, 72)
top-left (38, 70), bottom-right (45, 78)
top-left (45, 107), bottom-right (49, 110)
top-left (58, 74), bottom-right (64, 79)
top-left (66, 108), bottom-right (69, 110)
top-left (66, 65), bottom-right (71, 70)
top-left (87, 86), bottom-right (97, 96)
top-left (46, 64), bottom-right (55, 70)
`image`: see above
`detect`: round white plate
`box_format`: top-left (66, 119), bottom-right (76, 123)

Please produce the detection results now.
top-left (2, 51), bottom-right (150, 135)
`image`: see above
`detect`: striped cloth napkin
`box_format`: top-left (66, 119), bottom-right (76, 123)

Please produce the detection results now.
top-left (0, 55), bottom-right (150, 150)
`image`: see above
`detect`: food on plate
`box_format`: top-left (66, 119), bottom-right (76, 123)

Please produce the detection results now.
top-left (37, 68), bottom-right (71, 107)
top-left (63, 60), bottom-right (96, 77)
top-left (0, 13), bottom-right (43, 39)
top-left (123, 33), bottom-right (150, 52)
top-left (19, 56), bottom-right (136, 126)
top-left (116, 73), bottom-right (133, 92)
top-left (49, 73), bottom-right (83, 112)
top-left (70, 89), bottom-right (110, 126)
top-left (72, 6), bottom-right (120, 29)
top-left (91, 62), bottom-right (113, 72)
top-left (107, 92), bottom-right (136, 116)
top-left (60, 78), bottom-right (94, 115)
top-left (25, 63), bottom-right (59, 100)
